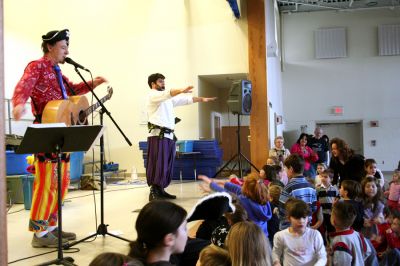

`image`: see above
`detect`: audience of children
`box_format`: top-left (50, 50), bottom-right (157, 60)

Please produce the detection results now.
top-left (272, 198), bottom-right (327, 266)
top-left (199, 173), bottom-right (272, 239)
top-left (87, 135), bottom-right (400, 266)
top-left (329, 201), bottom-right (378, 266)
top-left (361, 176), bottom-right (385, 238)
top-left (278, 154), bottom-right (317, 229)
top-left (196, 244), bottom-right (231, 266)
top-left (226, 221), bottom-right (272, 266)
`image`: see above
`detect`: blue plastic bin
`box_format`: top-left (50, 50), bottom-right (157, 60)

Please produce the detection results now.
top-left (176, 140), bottom-right (194, 152)
top-left (6, 151), bottom-right (30, 175)
top-left (21, 175), bottom-right (34, 210)
top-left (70, 152), bottom-right (84, 181)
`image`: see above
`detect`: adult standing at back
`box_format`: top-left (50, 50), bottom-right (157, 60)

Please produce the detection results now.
top-left (307, 127), bottom-right (329, 173)
top-left (329, 138), bottom-right (365, 186)
top-left (290, 133), bottom-right (318, 178)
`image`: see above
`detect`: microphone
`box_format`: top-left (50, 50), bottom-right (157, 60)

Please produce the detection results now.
top-left (65, 57), bottom-right (90, 72)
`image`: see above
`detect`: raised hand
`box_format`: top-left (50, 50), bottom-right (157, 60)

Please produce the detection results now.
top-left (93, 76), bottom-right (108, 87)
top-left (198, 175), bottom-right (212, 184)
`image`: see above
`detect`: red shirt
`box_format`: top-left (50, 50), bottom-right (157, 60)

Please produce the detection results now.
top-left (385, 229), bottom-right (400, 249)
top-left (12, 56), bottom-right (92, 117)
top-left (371, 223), bottom-right (391, 254)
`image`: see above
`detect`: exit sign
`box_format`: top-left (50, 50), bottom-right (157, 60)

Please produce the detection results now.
top-left (332, 106), bottom-right (344, 115)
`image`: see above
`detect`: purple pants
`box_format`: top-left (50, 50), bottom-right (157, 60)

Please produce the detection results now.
top-left (146, 136), bottom-right (176, 188)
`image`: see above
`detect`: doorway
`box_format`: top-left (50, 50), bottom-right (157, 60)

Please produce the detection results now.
top-left (211, 112), bottom-right (222, 144)
top-left (317, 121), bottom-right (363, 155)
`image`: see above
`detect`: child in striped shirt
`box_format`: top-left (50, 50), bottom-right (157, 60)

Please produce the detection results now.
top-left (316, 169), bottom-right (339, 236)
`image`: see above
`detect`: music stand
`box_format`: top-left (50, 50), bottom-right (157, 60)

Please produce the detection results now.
top-left (212, 114), bottom-right (258, 179)
top-left (16, 124), bottom-right (103, 266)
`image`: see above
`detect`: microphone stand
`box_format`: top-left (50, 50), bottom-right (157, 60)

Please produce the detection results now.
top-left (65, 67), bottom-right (132, 249)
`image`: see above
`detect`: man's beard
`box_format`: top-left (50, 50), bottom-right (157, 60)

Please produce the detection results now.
top-left (156, 86), bottom-right (165, 91)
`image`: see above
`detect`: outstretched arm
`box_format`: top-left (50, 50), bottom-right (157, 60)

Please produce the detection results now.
top-left (170, 86), bottom-right (194, 97)
top-left (193, 96), bottom-right (217, 103)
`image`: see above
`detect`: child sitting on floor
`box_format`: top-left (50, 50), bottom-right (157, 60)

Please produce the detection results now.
top-left (199, 173), bottom-right (272, 239)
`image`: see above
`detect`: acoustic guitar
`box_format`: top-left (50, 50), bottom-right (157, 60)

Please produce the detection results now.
top-left (42, 86), bottom-right (113, 126)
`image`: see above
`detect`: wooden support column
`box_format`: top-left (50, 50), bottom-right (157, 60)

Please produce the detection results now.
top-left (247, 0), bottom-right (269, 170)
top-left (0, 0), bottom-right (8, 264)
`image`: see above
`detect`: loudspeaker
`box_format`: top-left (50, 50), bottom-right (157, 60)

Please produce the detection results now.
top-left (227, 79), bottom-right (252, 115)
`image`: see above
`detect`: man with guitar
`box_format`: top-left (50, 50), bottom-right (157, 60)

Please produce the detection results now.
top-left (146, 73), bottom-right (216, 201)
top-left (12, 29), bottom-right (107, 248)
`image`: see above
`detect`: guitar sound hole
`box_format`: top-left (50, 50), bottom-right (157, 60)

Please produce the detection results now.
top-left (79, 111), bottom-right (87, 125)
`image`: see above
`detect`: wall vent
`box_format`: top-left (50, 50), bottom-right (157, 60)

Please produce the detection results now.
top-left (315, 27), bottom-right (347, 59)
top-left (378, 24), bottom-right (400, 56)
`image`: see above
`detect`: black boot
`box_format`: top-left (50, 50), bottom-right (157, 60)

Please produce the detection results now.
top-left (149, 185), bottom-right (163, 201)
top-left (160, 187), bottom-right (177, 199)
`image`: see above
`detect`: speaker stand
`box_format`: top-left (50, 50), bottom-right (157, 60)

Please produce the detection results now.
top-left (213, 114), bottom-right (258, 179)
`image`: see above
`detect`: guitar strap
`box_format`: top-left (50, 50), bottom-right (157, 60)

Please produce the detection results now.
top-left (29, 96), bottom-right (42, 123)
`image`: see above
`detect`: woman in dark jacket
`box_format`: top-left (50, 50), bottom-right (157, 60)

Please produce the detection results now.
top-left (329, 137), bottom-right (365, 186)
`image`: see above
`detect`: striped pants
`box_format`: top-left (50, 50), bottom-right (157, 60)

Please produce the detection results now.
top-left (29, 157), bottom-right (70, 232)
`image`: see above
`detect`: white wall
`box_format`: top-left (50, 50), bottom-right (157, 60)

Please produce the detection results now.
top-left (3, 0), bottom-right (249, 173)
top-left (281, 9), bottom-right (400, 170)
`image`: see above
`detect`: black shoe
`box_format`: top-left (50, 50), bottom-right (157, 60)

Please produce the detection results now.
top-left (149, 185), bottom-right (163, 201)
top-left (160, 188), bottom-right (177, 199)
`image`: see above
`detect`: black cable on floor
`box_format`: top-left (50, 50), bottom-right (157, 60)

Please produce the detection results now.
top-left (7, 248), bottom-right (80, 264)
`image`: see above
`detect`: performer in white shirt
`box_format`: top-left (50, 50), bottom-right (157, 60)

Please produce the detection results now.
top-left (146, 73), bottom-right (216, 201)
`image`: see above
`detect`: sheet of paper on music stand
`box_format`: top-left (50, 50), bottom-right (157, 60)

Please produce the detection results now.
top-left (29, 123), bottom-right (66, 128)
